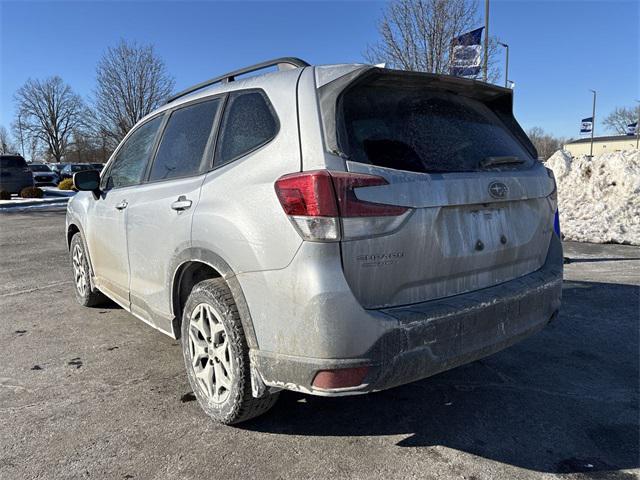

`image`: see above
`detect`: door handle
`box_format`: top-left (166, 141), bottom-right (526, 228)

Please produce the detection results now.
top-left (115, 200), bottom-right (128, 210)
top-left (171, 196), bottom-right (192, 211)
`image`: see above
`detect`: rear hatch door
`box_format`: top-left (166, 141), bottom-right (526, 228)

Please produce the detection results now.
top-left (331, 70), bottom-right (556, 309)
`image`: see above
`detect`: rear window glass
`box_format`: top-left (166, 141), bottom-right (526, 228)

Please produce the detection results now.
top-left (337, 81), bottom-right (534, 173)
top-left (0, 156), bottom-right (27, 169)
top-left (215, 91), bottom-right (278, 166)
top-left (29, 164), bottom-right (51, 172)
top-left (149, 98), bottom-right (220, 181)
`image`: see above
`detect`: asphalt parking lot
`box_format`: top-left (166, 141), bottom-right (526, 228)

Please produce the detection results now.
top-left (1, 207), bottom-right (638, 480)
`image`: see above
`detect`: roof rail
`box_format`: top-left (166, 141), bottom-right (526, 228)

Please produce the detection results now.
top-left (166, 57), bottom-right (310, 104)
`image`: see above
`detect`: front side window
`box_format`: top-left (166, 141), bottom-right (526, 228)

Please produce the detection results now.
top-left (149, 99), bottom-right (221, 182)
top-left (215, 91), bottom-right (278, 166)
top-left (103, 116), bottom-right (163, 189)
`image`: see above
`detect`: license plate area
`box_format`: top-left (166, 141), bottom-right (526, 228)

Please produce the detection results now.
top-left (439, 205), bottom-right (509, 256)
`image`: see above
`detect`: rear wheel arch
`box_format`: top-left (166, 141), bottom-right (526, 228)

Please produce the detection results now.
top-left (170, 250), bottom-right (258, 349)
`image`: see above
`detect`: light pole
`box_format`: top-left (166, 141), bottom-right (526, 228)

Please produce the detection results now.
top-left (17, 112), bottom-right (25, 158)
top-left (589, 89), bottom-right (596, 157)
top-left (483, 0), bottom-right (490, 82)
top-left (498, 42), bottom-right (509, 88)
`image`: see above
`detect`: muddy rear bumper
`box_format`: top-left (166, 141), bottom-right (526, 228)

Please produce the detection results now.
top-left (252, 235), bottom-right (563, 396)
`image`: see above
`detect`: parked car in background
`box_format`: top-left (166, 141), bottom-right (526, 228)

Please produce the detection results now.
top-left (28, 163), bottom-right (59, 186)
top-left (66, 58), bottom-right (563, 425)
top-left (0, 154), bottom-right (34, 194)
top-left (60, 163), bottom-right (100, 180)
top-left (50, 163), bottom-right (69, 179)
top-left (90, 163), bottom-right (105, 172)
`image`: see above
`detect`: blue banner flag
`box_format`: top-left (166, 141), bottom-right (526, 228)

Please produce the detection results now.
top-left (450, 27), bottom-right (484, 77)
top-left (580, 117), bottom-right (593, 135)
top-left (626, 122), bottom-right (638, 136)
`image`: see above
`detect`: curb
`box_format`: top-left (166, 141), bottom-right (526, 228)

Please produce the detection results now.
top-left (0, 197), bottom-right (69, 209)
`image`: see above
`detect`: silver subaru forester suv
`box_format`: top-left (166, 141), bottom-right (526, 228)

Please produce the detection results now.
top-left (67, 58), bottom-right (562, 424)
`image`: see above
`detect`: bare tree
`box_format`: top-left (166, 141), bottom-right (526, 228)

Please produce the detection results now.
top-left (527, 127), bottom-right (572, 161)
top-left (66, 129), bottom-right (111, 164)
top-left (94, 39), bottom-right (174, 146)
top-left (14, 76), bottom-right (88, 162)
top-left (0, 126), bottom-right (17, 155)
top-left (365, 0), bottom-right (501, 81)
top-left (603, 105), bottom-right (640, 135)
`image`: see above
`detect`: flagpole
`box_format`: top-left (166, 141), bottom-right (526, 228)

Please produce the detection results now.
top-left (483, 0), bottom-right (490, 82)
top-left (498, 42), bottom-right (509, 88)
top-left (636, 100), bottom-right (639, 149)
top-left (589, 89), bottom-right (596, 157)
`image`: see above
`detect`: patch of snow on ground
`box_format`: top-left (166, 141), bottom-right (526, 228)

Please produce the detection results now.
top-left (546, 149), bottom-right (640, 245)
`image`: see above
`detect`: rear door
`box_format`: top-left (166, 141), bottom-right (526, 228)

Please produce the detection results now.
top-left (333, 72), bottom-right (556, 309)
top-left (126, 97), bottom-right (223, 333)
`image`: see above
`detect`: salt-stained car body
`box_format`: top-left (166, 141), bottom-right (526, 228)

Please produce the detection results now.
top-left (66, 58), bottom-right (562, 424)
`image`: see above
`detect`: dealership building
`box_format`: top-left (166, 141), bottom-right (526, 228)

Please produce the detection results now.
top-left (563, 135), bottom-right (638, 156)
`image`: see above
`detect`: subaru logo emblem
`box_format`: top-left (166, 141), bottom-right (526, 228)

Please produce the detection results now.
top-left (488, 181), bottom-right (508, 199)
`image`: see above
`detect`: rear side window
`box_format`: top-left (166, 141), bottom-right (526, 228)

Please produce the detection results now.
top-left (149, 98), bottom-right (221, 181)
top-left (0, 156), bottom-right (27, 169)
top-left (338, 80), bottom-right (534, 173)
top-left (104, 115), bottom-right (163, 189)
top-left (215, 91), bottom-right (278, 166)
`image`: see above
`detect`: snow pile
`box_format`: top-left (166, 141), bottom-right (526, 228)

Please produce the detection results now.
top-left (546, 149), bottom-right (640, 245)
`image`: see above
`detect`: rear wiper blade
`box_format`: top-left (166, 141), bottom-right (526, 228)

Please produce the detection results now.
top-left (479, 156), bottom-right (524, 168)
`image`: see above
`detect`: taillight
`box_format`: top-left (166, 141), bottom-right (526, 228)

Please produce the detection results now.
top-left (330, 172), bottom-right (409, 217)
top-left (275, 170), bottom-right (411, 242)
top-left (274, 170), bottom-right (339, 217)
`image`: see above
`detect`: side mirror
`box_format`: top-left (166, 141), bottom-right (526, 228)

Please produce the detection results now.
top-left (73, 170), bottom-right (101, 192)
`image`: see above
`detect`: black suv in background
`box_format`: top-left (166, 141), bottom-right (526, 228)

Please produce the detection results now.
top-left (0, 155), bottom-right (34, 194)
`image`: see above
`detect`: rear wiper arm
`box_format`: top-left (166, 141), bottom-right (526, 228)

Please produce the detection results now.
top-left (479, 156), bottom-right (524, 168)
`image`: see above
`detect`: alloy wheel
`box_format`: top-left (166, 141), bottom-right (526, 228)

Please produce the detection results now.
top-left (72, 243), bottom-right (87, 297)
top-left (188, 303), bottom-right (233, 403)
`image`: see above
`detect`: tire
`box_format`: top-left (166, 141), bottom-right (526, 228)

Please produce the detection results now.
top-left (181, 278), bottom-right (279, 424)
top-left (69, 233), bottom-right (106, 307)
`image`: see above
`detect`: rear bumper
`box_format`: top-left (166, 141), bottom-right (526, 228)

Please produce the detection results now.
top-left (251, 235), bottom-right (563, 396)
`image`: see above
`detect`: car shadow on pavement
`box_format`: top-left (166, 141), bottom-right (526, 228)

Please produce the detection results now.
top-left (244, 280), bottom-right (639, 475)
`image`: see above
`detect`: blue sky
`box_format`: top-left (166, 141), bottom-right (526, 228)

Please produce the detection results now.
top-left (1, 0), bottom-right (638, 138)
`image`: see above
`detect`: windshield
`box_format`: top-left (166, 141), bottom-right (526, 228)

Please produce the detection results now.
top-left (30, 164), bottom-right (51, 172)
top-left (337, 79), bottom-right (534, 173)
top-left (0, 156), bottom-right (28, 169)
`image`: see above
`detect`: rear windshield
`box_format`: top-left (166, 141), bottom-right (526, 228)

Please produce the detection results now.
top-left (337, 80), bottom-right (534, 173)
top-left (30, 164), bottom-right (51, 172)
top-left (0, 156), bottom-right (27, 169)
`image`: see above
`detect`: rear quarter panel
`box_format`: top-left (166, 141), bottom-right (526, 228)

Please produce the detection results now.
top-left (191, 70), bottom-right (304, 275)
